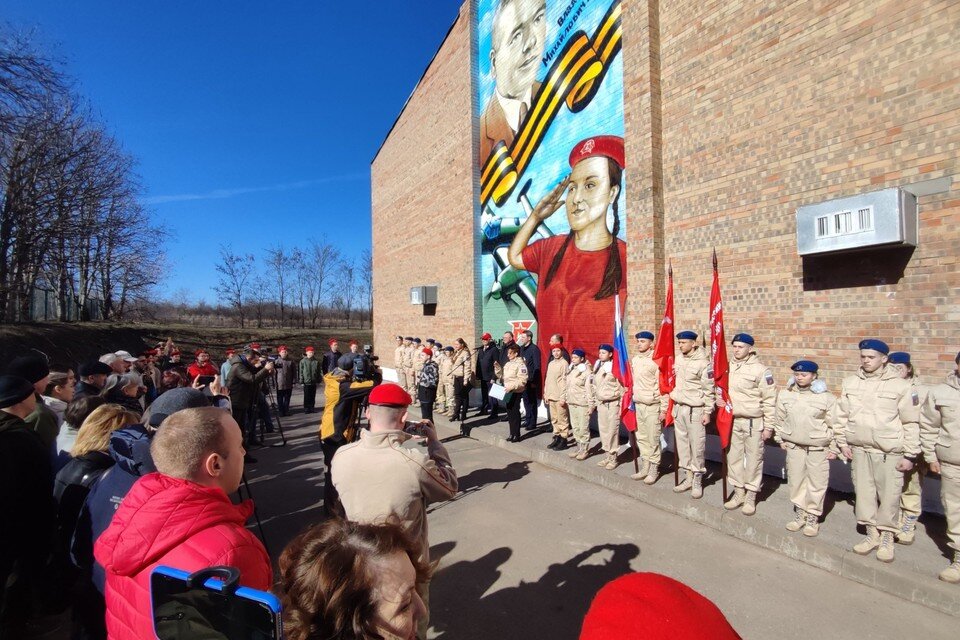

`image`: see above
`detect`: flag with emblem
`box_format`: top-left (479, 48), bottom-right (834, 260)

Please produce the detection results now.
top-left (652, 263), bottom-right (676, 427)
top-left (710, 249), bottom-right (734, 448)
top-left (612, 292), bottom-right (637, 432)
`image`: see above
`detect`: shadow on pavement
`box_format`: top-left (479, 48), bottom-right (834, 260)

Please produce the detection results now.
top-left (430, 543), bottom-right (639, 639)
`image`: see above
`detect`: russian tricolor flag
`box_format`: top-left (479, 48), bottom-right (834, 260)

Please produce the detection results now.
top-left (612, 293), bottom-right (637, 432)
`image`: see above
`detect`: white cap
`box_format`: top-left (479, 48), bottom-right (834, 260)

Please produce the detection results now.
top-left (100, 353), bottom-right (121, 365)
top-left (114, 350), bottom-right (139, 363)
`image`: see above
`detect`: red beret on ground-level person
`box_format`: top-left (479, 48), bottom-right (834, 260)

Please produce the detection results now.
top-left (367, 383), bottom-right (411, 408)
top-left (580, 572), bottom-right (741, 640)
top-left (568, 134), bottom-right (625, 170)
top-left (305, 346), bottom-right (315, 353)
top-left (328, 338), bottom-right (338, 346)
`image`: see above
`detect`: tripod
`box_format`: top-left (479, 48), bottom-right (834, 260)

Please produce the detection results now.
top-left (257, 381), bottom-right (288, 446)
top-left (236, 472), bottom-right (271, 557)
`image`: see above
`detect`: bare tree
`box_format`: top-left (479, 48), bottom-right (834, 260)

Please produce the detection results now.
top-left (214, 247), bottom-right (254, 328)
top-left (337, 258), bottom-right (356, 326)
top-left (360, 248), bottom-right (373, 328)
top-left (266, 244), bottom-right (288, 327)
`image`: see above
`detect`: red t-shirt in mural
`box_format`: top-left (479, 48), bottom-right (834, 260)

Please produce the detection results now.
top-left (522, 234), bottom-right (628, 371)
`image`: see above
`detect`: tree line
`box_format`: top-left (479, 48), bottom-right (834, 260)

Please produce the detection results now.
top-left (0, 27), bottom-right (163, 323)
top-left (147, 242), bottom-right (373, 329)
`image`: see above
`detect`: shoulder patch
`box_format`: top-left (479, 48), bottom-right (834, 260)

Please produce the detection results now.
top-left (911, 391), bottom-right (919, 406)
top-left (764, 371), bottom-right (775, 386)
top-left (706, 366), bottom-right (714, 380)
top-left (520, 366), bottom-right (527, 374)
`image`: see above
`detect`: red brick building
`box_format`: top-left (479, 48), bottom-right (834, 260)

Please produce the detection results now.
top-left (371, 0), bottom-right (959, 387)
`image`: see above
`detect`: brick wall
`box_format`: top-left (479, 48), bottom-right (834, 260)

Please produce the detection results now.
top-left (372, 0), bottom-right (960, 386)
top-left (370, 3), bottom-right (478, 367)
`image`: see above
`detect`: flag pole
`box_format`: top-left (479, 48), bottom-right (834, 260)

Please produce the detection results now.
top-left (630, 431), bottom-right (640, 473)
top-left (668, 261), bottom-right (680, 487)
top-left (714, 248), bottom-right (729, 503)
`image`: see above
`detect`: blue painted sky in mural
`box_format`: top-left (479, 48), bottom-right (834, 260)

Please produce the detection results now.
top-left (2, 0), bottom-right (463, 300)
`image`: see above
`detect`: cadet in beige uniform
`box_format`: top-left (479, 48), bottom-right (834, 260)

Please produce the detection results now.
top-left (835, 339), bottom-right (921, 563)
top-left (919, 351), bottom-right (960, 583)
top-left (403, 338), bottom-right (417, 400)
top-left (438, 346), bottom-right (455, 415)
top-left (394, 335), bottom-right (408, 391)
top-left (592, 344), bottom-right (624, 471)
top-left (411, 338), bottom-right (425, 406)
top-left (670, 331), bottom-right (715, 499)
top-left (630, 331), bottom-right (667, 484)
top-left (565, 348), bottom-right (595, 460)
top-left (501, 343), bottom-right (528, 442)
top-left (722, 333), bottom-right (777, 516)
top-left (771, 360), bottom-right (838, 537)
top-left (543, 342), bottom-right (571, 451)
top-left (887, 351), bottom-right (929, 545)
top-left (332, 382), bottom-right (458, 638)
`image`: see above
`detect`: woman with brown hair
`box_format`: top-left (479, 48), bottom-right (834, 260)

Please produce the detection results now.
top-left (450, 338), bottom-right (474, 427)
top-left (42, 370), bottom-right (76, 424)
top-left (279, 519), bottom-right (430, 640)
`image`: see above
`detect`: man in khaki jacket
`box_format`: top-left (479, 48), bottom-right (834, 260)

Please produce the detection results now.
top-left (920, 351), bottom-right (960, 583)
top-left (394, 335), bottom-right (408, 392)
top-left (835, 339), bottom-right (920, 563)
top-left (722, 333), bottom-right (777, 515)
top-left (332, 382), bottom-right (458, 638)
top-left (543, 341), bottom-right (570, 451)
top-left (670, 331), bottom-right (714, 499)
top-left (630, 331), bottom-right (668, 484)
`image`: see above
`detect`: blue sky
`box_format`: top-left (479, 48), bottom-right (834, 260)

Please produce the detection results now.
top-left (3, 1), bottom-right (463, 301)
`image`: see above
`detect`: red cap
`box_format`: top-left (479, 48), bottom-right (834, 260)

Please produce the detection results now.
top-left (481, 332), bottom-right (492, 340)
top-left (225, 348), bottom-right (236, 355)
top-left (278, 345), bottom-right (288, 351)
top-left (328, 338), bottom-right (338, 346)
top-left (549, 341), bottom-right (562, 348)
top-left (368, 383), bottom-right (412, 407)
top-left (349, 339), bottom-right (358, 347)
top-left (250, 343), bottom-right (261, 350)
top-left (305, 346), bottom-right (315, 352)
top-left (569, 135), bottom-right (625, 170)
top-left (195, 348), bottom-right (207, 356)
top-left (580, 573), bottom-right (740, 640)
top-left (421, 348), bottom-right (433, 357)
top-left (170, 349), bottom-right (181, 356)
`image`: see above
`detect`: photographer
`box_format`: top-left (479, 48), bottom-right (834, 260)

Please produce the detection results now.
top-left (226, 345), bottom-right (274, 463)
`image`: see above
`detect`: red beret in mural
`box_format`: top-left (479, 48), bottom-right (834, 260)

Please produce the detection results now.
top-left (569, 134), bottom-right (625, 170)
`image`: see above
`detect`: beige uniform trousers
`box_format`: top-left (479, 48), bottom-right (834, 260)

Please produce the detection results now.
top-left (569, 404), bottom-right (591, 445)
top-left (726, 417), bottom-right (765, 492)
top-left (596, 399), bottom-right (620, 454)
top-left (674, 404), bottom-right (706, 473)
top-left (899, 463), bottom-right (926, 517)
top-left (785, 445), bottom-right (830, 516)
top-left (405, 368), bottom-right (417, 398)
top-left (636, 402), bottom-right (662, 466)
top-left (547, 400), bottom-right (571, 438)
top-left (940, 462), bottom-right (960, 552)
top-left (396, 368), bottom-right (408, 393)
top-left (439, 381), bottom-right (454, 411)
top-left (852, 447), bottom-right (905, 533)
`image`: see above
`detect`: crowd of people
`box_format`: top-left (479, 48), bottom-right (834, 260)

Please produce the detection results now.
top-left (393, 329), bottom-right (960, 584)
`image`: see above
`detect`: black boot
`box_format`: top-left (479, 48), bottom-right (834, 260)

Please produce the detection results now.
top-left (555, 437), bottom-right (569, 451)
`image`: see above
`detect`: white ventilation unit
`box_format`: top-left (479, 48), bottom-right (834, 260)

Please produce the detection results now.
top-left (797, 188), bottom-right (917, 256)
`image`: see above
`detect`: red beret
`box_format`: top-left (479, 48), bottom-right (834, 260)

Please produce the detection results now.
top-left (305, 346), bottom-right (315, 352)
top-left (170, 349), bottom-right (181, 356)
top-left (481, 332), bottom-right (492, 340)
top-left (250, 343), bottom-right (261, 349)
top-left (225, 348), bottom-right (236, 355)
top-left (328, 338), bottom-right (338, 346)
top-left (569, 135), bottom-right (625, 170)
top-left (195, 348), bottom-right (207, 356)
top-left (368, 383), bottom-right (411, 407)
top-left (278, 345), bottom-right (288, 351)
top-left (421, 348), bottom-right (433, 357)
top-left (349, 339), bottom-right (358, 346)
top-left (580, 573), bottom-right (740, 640)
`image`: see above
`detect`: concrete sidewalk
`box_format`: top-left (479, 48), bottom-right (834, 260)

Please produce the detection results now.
top-left (423, 405), bottom-right (960, 618)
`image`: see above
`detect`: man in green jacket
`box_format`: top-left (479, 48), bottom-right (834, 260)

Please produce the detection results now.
top-left (8, 355), bottom-right (59, 451)
top-left (299, 346), bottom-right (320, 414)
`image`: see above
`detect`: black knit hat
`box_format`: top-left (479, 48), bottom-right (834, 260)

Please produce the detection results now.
top-left (78, 360), bottom-right (113, 377)
top-left (7, 355), bottom-right (50, 385)
top-left (146, 388), bottom-right (210, 427)
top-left (0, 375), bottom-right (36, 409)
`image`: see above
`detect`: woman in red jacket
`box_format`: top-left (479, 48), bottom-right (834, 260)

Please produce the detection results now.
top-left (186, 348), bottom-right (219, 382)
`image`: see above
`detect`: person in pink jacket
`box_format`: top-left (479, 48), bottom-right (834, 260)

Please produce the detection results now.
top-left (94, 406), bottom-right (271, 639)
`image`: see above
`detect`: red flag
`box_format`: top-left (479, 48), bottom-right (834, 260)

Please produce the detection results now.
top-left (710, 250), bottom-right (734, 448)
top-left (612, 293), bottom-right (637, 432)
top-left (652, 264), bottom-right (676, 427)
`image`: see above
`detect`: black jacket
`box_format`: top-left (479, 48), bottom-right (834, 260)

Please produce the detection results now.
top-left (521, 342), bottom-right (542, 383)
top-left (476, 344), bottom-right (501, 381)
top-left (322, 349), bottom-right (342, 375)
top-left (53, 451), bottom-right (113, 568)
top-left (226, 355), bottom-right (272, 410)
top-left (73, 380), bottom-right (102, 401)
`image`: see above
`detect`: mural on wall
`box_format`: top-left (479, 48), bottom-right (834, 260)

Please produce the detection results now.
top-left (476, 0), bottom-right (626, 364)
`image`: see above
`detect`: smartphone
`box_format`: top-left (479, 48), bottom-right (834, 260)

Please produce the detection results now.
top-left (403, 420), bottom-right (427, 437)
top-left (150, 565), bottom-right (282, 640)
top-left (196, 375), bottom-right (215, 387)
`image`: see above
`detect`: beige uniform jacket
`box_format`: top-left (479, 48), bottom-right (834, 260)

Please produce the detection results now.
top-left (439, 355), bottom-right (454, 382)
top-left (592, 362), bottom-right (624, 403)
top-left (670, 347), bottom-right (715, 408)
top-left (394, 345), bottom-right (406, 369)
top-left (332, 429), bottom-right (458, 563)
top-left (502, 358), bottom-right (528, 393)
top-left (564, 363), bottom-right (595, 408)
top-left (543, 358), bottom-right (568, 402)
top-left (451, 348), bottom-right (473, 379)
top-left (772, 385), bottom-right (838, 448)
top-left (729, 353), bottom-right (777, 422)
top-left (402, 346), bottom-right (415, 369)
top-left (835, 366), bottom-right (921, 456)
top-left (920, 373), bottom-right (960, 466)
top-left (631, 351), bottom-right (667, 410)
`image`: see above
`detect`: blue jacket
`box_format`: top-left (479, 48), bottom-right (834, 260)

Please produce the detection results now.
top-left (75, 425), bottom-right (156, 592)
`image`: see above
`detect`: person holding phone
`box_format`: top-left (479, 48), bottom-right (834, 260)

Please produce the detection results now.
top-left (187, 349), bottom-right (218, 383)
